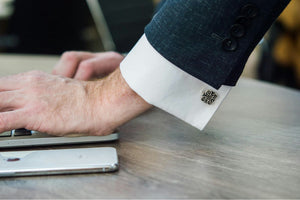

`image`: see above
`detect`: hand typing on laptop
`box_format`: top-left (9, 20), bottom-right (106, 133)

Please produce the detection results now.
top-left (0, 51), bottom-right (152, 136)
top-left (52, 51), bottom-right (124, 80)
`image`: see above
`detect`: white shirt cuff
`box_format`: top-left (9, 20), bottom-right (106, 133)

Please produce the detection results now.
top-left (120, 34), bottom-right (232, 130)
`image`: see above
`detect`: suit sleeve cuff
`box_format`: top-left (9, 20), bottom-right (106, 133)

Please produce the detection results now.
top-left (120, 34), bottom-right (232, 130)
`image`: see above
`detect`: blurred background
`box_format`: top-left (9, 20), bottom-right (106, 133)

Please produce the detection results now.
top-left (0, 0), bottom-right (299, 89)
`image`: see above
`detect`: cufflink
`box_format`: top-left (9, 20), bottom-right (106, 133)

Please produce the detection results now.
top-left (201, 90), bottom-right (218, 105)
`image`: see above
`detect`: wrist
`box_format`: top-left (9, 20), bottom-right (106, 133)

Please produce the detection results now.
top-left (103, 67), bottom-right (152, 128)
top-left (86, 67), bottom-right (152, 135)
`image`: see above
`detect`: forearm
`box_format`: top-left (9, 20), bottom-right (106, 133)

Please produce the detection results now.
top-left (89, 67), bottom-right (152, 133)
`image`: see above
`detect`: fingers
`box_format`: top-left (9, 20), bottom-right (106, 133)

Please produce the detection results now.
top-left (0, 74), bottom-right (22, 92)
top-left (52, 51), bottom-right (96, 78)
top-left (52, 51), bottom-right (124, 80)
top-left (0, 71), bottom-right (49, 92)
top-left (74, 52), bottom-right (124, 80)
top-left (74, 58), bottom-right (100, 80)
top-left (0, 110), bottom-right (28, 133)
top-left (0, 91), bottom-right (24, 111)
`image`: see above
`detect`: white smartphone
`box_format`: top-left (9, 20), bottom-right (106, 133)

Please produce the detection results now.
top-left (0, 147), bottom-right (118, 177)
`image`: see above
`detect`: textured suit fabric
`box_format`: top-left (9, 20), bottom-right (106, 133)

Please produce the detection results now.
top-left (145, 0), bottom-right (290, 89)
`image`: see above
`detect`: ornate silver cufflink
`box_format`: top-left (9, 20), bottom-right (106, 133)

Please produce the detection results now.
top-left (201, 90), bottom-right (218, 105)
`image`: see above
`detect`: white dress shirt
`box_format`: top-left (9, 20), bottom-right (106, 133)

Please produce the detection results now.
top-left (120, 34), bottom-right (232, 130)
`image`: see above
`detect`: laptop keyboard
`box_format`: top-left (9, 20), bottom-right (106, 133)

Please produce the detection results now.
top-left (0, 129), bottom-right (32, 137)
top-left (0, 129), bottom-right (119, 148)
top-left (0, 131), bottom-right (11, 137)
top-left (13, 129), bottom-right (32, 136)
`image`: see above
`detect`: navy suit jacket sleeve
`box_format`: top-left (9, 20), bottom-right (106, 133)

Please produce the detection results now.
top-left (145, 0), bottom-right (290, 89)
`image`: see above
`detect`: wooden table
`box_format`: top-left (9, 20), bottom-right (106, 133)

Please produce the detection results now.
top-left (0, 54), bottom-right (299, 199)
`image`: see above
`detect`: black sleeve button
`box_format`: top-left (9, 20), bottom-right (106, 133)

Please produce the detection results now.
top-left (236, 16), bottom-right (249, 25)
top-left (241, 4), bottom-right (259, 18)
top-left (230, 24), bottom-right (245, 38)
top-left (222, 38), bottom-right (238, 51)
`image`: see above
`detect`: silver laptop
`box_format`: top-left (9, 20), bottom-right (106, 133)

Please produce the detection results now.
top-left (0, 129), bottom-right (119, 148)
top-left (86, 0), bottom-right (116, 51)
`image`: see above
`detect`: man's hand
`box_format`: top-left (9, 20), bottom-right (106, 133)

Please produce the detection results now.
top-left (0, 68), bottom-right (151, 136)
top-left (52, 51), bottom-right (124, 80)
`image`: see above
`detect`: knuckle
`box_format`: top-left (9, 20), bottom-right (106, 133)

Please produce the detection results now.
top-left (25, 70), bottom-right (44, 82)
top-left (29, 70), bottom-right (43, 76)
top-left (79, 61), bottom-right (94, 73)
top-left (62, 51), bottom-right (79, 63)
top-left (107, 51), bottom-right (123, 60)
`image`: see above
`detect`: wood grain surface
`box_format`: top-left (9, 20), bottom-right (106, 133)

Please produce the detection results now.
top-left (0, 54), bottom-right (57, 76)
top-left (0, 54), bottom-right (299, 199)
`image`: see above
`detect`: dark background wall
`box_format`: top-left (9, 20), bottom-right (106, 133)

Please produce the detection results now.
top-left (1, 0), bottom-right (154, 54)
